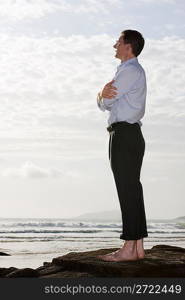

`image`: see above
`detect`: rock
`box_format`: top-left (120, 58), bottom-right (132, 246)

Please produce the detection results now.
top-left (151, 244), bottom-right (185, 253)
top-left (42, 271), bottom-right (94, 278)
top-left (6, 268), bottom-right (39, 278)
top-left (0, 252), bottom-right (10, 256)
top-left (1, 245), bottom-right (185, 278)
top-left (36, 264), bottom-right (65, 277)
top-left (49, 245), bottom-right (185, 278)
top-left (0, 267), bottom-right (17, 277)
top-left (43, 262), bottom-right (50, 266)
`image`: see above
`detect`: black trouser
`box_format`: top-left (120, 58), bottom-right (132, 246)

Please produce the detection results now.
top-left (107, 121), bottom-right (148, 240)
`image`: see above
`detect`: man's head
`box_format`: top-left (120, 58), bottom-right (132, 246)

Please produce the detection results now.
top-left (113, 29), bottom-right (145, 62)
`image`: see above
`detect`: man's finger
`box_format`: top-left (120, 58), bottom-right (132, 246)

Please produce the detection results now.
top-left (103, 91), bottom-right (117, 97)
top-left (109, 86), bottom-right (117, 90)
top-left (106, 80), bottom-right (115, 86)
top-left (105, 86), bottom-right (117, 91)
top-left (108, 80), bottom-right (115, 85)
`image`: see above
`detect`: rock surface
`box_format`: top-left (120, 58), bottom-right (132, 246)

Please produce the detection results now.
top-left (6, 268), bottom-right (39, 278)
top-left (0, 245), bottom-right (185, 278)
top-left (0, 252), bottom-right (10, 256)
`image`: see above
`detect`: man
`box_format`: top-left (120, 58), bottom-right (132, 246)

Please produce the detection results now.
top-left (96, 30), bottom-right (148, 262)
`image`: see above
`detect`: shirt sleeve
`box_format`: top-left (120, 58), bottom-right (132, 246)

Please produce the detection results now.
top-left (97, 92), bottom-right (112, 112)
top-left (101, 65), bottom-right (141, 109)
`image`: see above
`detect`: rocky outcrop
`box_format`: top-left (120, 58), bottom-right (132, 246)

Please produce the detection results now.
top-left (6, 268), bottom-right (39, 278)
top-left (0, 252), bottom-right (10, 256)
top-left (0, 245), bottom-right (185, 278)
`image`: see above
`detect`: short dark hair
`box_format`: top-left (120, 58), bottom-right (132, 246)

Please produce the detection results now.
top-left (121, 30), bottom-right (145, 57)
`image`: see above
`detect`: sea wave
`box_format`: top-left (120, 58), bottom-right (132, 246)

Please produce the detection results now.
top-left (0, 229), bottom-right (185, 234)
top-left (0, 222), bottom-right (121, 228)
top-left (0, 229), bottom-right (104, 234)
top-left (176, 223), bottom-right (185, 229)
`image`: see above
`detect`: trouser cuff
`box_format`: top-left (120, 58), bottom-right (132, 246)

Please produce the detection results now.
top-left (120, 233), bottom-right (148, 240)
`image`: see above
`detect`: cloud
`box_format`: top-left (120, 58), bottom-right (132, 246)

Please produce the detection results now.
top-left (1, 161), bottom-right (62, 178)
top-left (0, 0), bottom-right (123, 21)
top-left (0, 0), bottom-right (68, 21)
top-left (143, 36), bottom-right (185, 120)
top-left (0, 33), bottom-right (116, 139)
top-left (1, 161), bottom-right (81, 179)
top-left (136, 0), bottom-right (177, 4)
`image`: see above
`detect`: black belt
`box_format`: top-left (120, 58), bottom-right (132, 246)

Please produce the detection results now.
top-left (106, 121), bottom-right (139, 132)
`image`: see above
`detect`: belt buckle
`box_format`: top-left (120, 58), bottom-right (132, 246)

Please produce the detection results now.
top-left (107, 125), bottom-right (114, 133)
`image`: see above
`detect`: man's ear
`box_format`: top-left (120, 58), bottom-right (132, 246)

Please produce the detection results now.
top-left (126, 43), bottom-right (131, 51)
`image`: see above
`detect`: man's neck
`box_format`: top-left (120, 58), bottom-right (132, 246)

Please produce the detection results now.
top-left (121, 55), bottom-right (136, 63)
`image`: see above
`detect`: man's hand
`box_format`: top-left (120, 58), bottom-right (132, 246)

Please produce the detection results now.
top-left (100, 80), bottom-right (118, 99)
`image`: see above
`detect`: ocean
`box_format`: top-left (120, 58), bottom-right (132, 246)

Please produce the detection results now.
top-left (0, 218), bottom-right (185, 269)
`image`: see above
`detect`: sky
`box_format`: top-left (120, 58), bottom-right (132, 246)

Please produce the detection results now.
top-left (0, 0), bottom-right (184, 219)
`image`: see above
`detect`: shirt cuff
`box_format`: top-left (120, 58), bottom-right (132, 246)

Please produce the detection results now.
top-left (97, 92), bottom-right (106, 111)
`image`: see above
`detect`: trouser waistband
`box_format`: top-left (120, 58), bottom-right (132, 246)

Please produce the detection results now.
top-left (107, 121), bottom-right (139, 132)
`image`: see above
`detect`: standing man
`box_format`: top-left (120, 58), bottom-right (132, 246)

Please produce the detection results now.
top-left (97, 30), bottom-right (148, 262)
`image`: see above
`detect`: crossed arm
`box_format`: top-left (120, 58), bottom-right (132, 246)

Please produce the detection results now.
top-left (97, 80), bottom-right (117, 111)
top-left (97, 65), bottom-right (141, 112)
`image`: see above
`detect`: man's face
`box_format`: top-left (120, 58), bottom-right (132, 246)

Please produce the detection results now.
top-left (113, 35), bottom-right (131, 60)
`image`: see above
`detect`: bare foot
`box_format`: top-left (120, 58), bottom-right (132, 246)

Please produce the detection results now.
top-left (97, 241), bottom-right (139, 262)
top-left (99, 251), bottom-right (138, 262)
top-left (136, 238), bottom-right (145, 259)
top-left (97, 249), bottom-right (120, 260)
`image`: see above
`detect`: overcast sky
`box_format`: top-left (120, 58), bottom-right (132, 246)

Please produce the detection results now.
top-left (0, 0), bottom-right (184, 219)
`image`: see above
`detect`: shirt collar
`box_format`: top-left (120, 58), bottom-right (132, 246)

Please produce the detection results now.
top-left (119, 57), bottom-right (138, 68)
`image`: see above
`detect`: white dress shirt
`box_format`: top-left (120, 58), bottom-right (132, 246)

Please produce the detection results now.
top-left (97, 57), bottom-right (147, 127)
